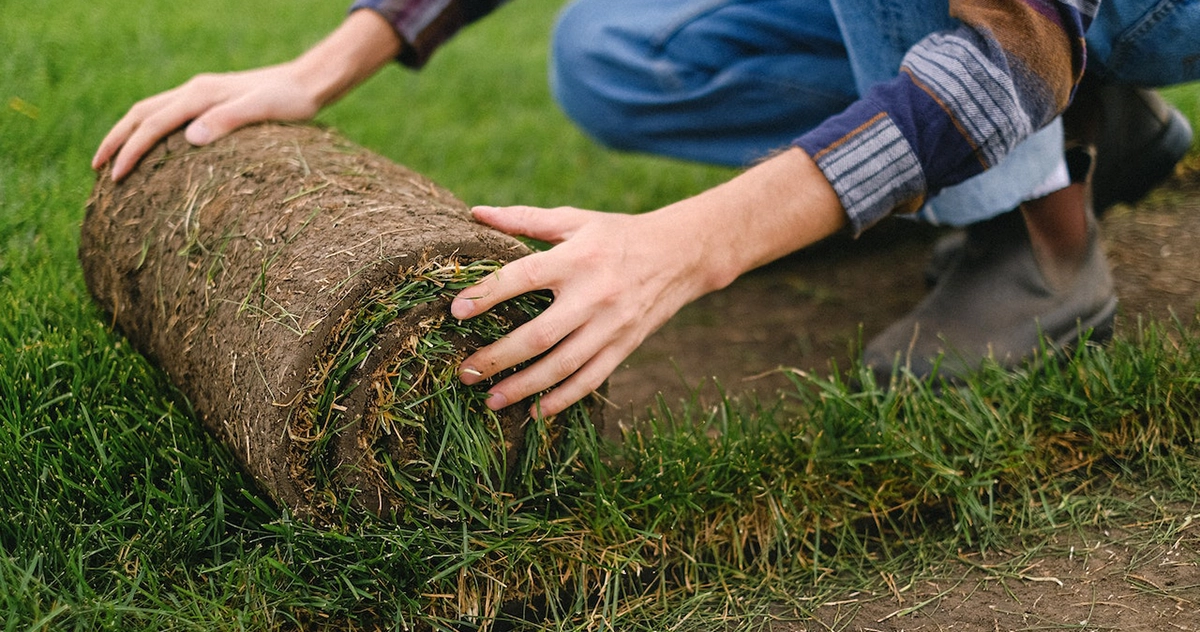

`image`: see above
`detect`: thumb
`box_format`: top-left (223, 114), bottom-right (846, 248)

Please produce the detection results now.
top-left (185, 100), bottom-right (262, 145)
top-left (184, 118), bottom-right (220, 146)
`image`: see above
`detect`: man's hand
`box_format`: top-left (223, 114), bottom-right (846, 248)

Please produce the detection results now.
top-left (452, 204), bottom-right (720, 418)
top-left (92, 64), bottom-right (326, 181)
top-left (451, 148), bottom-right (848, 417)
top-left (92, 9), bottom-right (401, 181)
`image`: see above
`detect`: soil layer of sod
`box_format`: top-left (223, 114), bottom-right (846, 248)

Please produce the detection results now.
top-left (79, 123), bottom-right (593, 523)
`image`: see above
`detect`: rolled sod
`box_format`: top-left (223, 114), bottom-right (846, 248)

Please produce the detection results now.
top-left (80, 123), bottom-right (596, 522)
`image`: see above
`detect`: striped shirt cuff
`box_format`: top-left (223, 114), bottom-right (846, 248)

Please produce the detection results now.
top-left (349, 0), bottom-right (463, 68)
top-left (796, 111), bottom-right (927, 236)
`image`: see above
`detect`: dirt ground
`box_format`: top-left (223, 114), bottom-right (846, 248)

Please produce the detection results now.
top-left (793, 520), bottom-right (1200, 632)
top-left (603, 168), bottom-right (1200, 630)
top-left (608, 167), bottom-right (1200, 416)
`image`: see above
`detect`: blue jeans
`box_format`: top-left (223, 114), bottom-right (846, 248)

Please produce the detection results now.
top-left (549, 0), bottom-right (1200, 226)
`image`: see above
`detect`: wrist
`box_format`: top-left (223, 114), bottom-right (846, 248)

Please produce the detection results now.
top-left (290, 9), bottom-right (402, 109)
top-left (664, 148), bottom-right (846, 293)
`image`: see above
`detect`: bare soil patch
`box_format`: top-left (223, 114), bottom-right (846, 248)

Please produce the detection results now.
top-left (608, 169), bottom-right (1200, 417)
top-left (785, 520), bottom-right (1200, 631)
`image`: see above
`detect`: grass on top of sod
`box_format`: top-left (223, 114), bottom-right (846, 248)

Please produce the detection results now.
top-left (3, 0), bottom-right (1200, 628)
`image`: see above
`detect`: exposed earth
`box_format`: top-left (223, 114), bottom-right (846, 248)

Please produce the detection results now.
top-left (604, 166), bottom-right (1200, 630)
top-left (795, 522), bottom-right (1200, 632)
top-left (608, 167), bottom-right (1200, 417)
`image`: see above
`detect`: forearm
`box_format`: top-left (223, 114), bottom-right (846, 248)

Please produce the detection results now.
top-left (449, 147), bottom-right (845, 417)
top-left (660, 147), bottom-right (846, 293)
top-left (290, 9), bottom-right (403, 109)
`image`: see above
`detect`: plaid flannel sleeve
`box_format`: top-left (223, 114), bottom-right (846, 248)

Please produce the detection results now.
top-left (350, 0), bottom-right (510, 68)
top-left (794, 0), bottom-right (1098, 235)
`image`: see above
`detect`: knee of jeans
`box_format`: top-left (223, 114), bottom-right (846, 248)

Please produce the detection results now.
top-left (549, 2), bottom-right (651, 150)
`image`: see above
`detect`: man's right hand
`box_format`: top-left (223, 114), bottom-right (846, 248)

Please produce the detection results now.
top-left (91, 9), bottom-right (402, 181)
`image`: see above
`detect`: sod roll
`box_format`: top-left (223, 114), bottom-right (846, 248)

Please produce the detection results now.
top-left (80, 123), bottom-right (590, 522)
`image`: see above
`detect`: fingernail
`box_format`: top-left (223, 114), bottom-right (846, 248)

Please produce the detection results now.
top-left (459, 366), bottom-right (482, 385)
top-left (187, 121), bottom-right (213, 145)
top-left (451, 297), bottom-right (473, 320)
top-left (486, 391), bottom-right (508, 411)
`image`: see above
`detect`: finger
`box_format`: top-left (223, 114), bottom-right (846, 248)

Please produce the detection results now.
top-left (92, 91), bottom-right (175, 171)
top-left (110, 103), bottom-right (212, 181)
top-left (458, 300), bottom-right (581, 384)
top-left (496, 340), bottom-right (624, 418)
top-left (109, 79), bottom-right (235, 180)
top-left (110, 119), bottom-right (186, 181)
top-left (93, 114), bottom-right (139, 171)
top-left (532, 351), bottom-right (619, 417)
top-left (471, 205), bottom-right (592, 244)
top-left (450, 251), bottom-right (554, 320)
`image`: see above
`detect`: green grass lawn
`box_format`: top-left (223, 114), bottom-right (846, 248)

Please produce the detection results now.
top-left (3, 0), bottom-right (1200, 629)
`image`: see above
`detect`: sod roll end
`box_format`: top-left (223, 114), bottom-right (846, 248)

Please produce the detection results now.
top-left (80, 123), bottom-right (600, 523)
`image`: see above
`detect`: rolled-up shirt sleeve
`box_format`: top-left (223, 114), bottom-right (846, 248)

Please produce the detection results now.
top-left (350, 0), bottom-right (509, 68)
top-left (795, 0), bottom-right (1097, 235)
